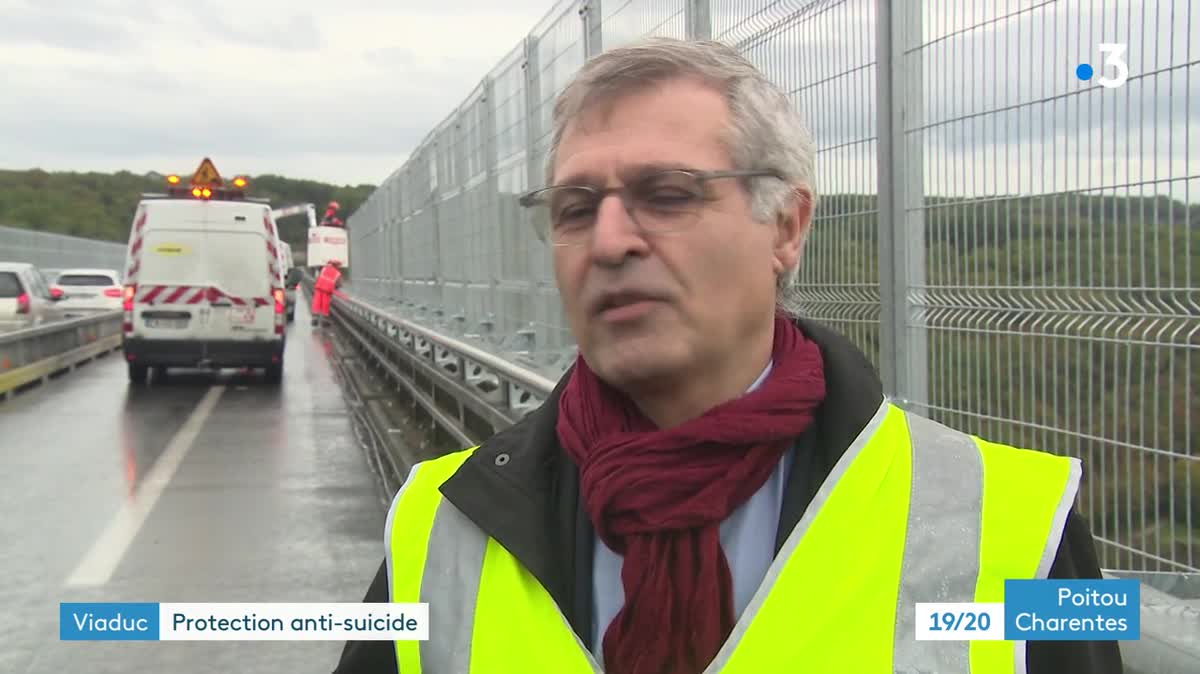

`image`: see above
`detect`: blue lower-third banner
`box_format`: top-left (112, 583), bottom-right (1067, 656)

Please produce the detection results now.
top-left (1003, 579), bottom-right (1139, 641)
top-left (60, 603), bottom-right (429, 641)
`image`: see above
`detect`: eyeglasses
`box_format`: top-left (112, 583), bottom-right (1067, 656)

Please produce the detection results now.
top-left (517, 168), bottom-right (785, 246)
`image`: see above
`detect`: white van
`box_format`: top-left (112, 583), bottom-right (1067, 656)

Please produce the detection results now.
top-left (120, 167), bottom-right (287, 385)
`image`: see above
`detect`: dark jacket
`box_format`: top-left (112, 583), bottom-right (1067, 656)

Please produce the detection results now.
top-left (333, 318), bottom-right (1123, 673)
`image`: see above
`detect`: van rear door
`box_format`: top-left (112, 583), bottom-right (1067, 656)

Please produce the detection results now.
top-left (204, 229), bottom-right (279, 343)
top-left (133, 228), bottom-right (211, 341)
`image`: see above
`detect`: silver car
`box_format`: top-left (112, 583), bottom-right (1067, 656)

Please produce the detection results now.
top-left (0, 262), bottom-right (66, 333)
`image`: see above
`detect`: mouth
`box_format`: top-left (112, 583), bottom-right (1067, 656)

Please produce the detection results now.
top-left (592, 291), bottom-right (666, 321)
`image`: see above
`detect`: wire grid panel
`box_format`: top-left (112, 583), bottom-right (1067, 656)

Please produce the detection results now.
top-left (714, 0), bottom-right (885, 372)
top-left (910, 0), bottom-right (1198, 573)
top-left (601, 0), bottom-right (689, 50)
top-left (387, 172), bottom-right (405, 293)
top-left (518, 0), bottom-right (588, 347)
top-left (437, 102), bottom-right (474, 324)
top-left (437, 114), bottom-right (468, 305)
top-left (466, 80), bottom-right (501, 328)
top-left (0, 224), bottom-right (127, 274)
top-left (494, 48), bottom-right (539, 344)
top-left (494, 47), bottom-right (534, 300)
top-left (530, 1), bottom-right (587, 294)
top-left (345, 0), bottom-right (1196, 573)
top-left (530, 0), bottom-right (587, 177)
top-left (462, 179), bottom-right (497, 328)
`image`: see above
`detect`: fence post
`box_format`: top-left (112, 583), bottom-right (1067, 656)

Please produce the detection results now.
top-left (400, 168), bottom-right (411, 304)
top-left (390, 172), bottom-right (403, 300)
top-left (875, 0), bottom-right (928, 413)
top-left (482, 75), bottom-right (500, 331)
top-left (383, 175), bottom-right (392, 299)
top-left (521, 35), bottom-right (543, 345)
top-left (429, 141), bottom-right (443, 311)
top-left (580, 0), bottom-right (603, 57)
top-left (685, 0), bottom-right (712, 40)
top-left (523, 36), bottom-right (542, 197)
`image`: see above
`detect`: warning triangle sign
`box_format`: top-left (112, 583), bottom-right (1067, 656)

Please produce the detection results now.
top-left (191, 157), bottom-right (223, 186)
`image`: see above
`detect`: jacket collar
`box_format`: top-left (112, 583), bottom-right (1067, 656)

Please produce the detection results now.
top-left (438, 317), bottom-right (884, 634)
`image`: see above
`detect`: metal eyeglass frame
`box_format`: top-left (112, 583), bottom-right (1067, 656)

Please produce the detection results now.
top-left (517, 168), bottom-right (787, 246)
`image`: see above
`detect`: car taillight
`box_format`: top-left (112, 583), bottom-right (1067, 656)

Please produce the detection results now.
top-left (123, 285), bottom-right (136, 333)
top-left (16, 293), bottom-right (30, 314)
top-left (273, 289), bottom-right (285, 335)
top-left (104, 288), bottom-right (123, 298)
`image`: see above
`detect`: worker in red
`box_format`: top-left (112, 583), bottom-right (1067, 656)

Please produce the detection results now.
top-left (320, 200), bottom-right (345, 228)
top-left (311, 260), bottom-right (342, 327)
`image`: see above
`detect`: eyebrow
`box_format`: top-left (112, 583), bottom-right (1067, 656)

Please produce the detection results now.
top-left (553, 162), bottom-right (698, 188)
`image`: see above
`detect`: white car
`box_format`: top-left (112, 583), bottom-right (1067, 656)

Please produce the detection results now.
top-left (0, 262), bottom-right (66, 332)
top-left (51, 268), bottom-right (124, 317)
top-left (121, 159), bottom-right (288, 385)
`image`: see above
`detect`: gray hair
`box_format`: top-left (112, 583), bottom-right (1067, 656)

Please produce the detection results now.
top-left (544, 37), bottom-right (818, 317)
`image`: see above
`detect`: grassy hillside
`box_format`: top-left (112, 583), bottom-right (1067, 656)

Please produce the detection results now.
top-left (0, 168), bottom-right (374, 259)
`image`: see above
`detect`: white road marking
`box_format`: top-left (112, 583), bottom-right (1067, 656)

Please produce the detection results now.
top-left (64, 385), bottom-right (226, 587)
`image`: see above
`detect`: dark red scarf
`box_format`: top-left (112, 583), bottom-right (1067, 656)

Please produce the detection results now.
top-left (556, 314), bottom-right (827, 674)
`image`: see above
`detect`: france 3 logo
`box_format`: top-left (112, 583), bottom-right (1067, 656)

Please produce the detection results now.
top-left (1076, 43), bottom-right (1128, 88)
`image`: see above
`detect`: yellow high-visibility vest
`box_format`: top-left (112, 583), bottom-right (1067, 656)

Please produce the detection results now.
top-left (386, 400), bottom-right (1080, 673)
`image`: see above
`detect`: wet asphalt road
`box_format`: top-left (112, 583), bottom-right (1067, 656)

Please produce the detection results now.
top-left (0, 304), bottom-right (387, 673)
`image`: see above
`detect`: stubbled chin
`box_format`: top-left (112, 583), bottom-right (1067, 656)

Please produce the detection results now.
top-left (587, 333), bottom-right (687, 388)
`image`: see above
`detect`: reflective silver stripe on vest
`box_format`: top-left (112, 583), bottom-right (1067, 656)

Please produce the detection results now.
top-left (420, 499), bottom-right (489, 672)
top-left (702, 399), bottom-right (893, 672)
top-left (892, 412), bottom-right (984, 673)
top-left (385, 463), bottom-right (422, 603)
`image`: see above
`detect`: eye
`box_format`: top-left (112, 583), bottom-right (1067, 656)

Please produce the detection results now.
top-left (550, 189), bottom-right (597, 227)
top-left (645, 189), bottom-right (698, 206)
top-left (636, 174), bottom-right (704, 211)
top-left (555, 205), bottom-right (595, 228)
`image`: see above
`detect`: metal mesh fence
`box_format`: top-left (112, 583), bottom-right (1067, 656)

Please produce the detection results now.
top-left (347, 0), bottom-right (1198, 574)
top-left (0, 224), bottom-right (127, 278)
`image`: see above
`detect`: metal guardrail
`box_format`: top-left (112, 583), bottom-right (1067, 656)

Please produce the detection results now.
top-left (327, 286), bottom-right (1198, 674)
top-left (325, 287), bottom-right (555, 449)
top-left (0, 311), bottom-right (124, 399)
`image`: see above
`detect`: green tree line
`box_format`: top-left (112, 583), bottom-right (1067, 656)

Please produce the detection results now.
top-left (0, 168), bottom-right (375, 258)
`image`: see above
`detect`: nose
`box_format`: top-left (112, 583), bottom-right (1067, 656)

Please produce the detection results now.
top-left (588, 193), bottom-right (649, 265)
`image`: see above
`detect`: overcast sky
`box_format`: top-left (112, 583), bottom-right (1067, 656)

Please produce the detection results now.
top-left (0, 0), bottom-right (554, 186)
top-left (1, 0), bottom-right (1197, 202)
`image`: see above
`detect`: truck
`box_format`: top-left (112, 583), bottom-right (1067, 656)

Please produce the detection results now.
top-left (306, 225), bottom-right (349, 273)
top-left (269, 203), bottom-right (349, 274)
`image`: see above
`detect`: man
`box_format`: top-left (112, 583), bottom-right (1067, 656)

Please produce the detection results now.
top-left (321, 200), bottom-right (345, 228)
top-left (311, 260), bottom-right (341, 327)
top-left (334, 38), bottom-right (1121, 673)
